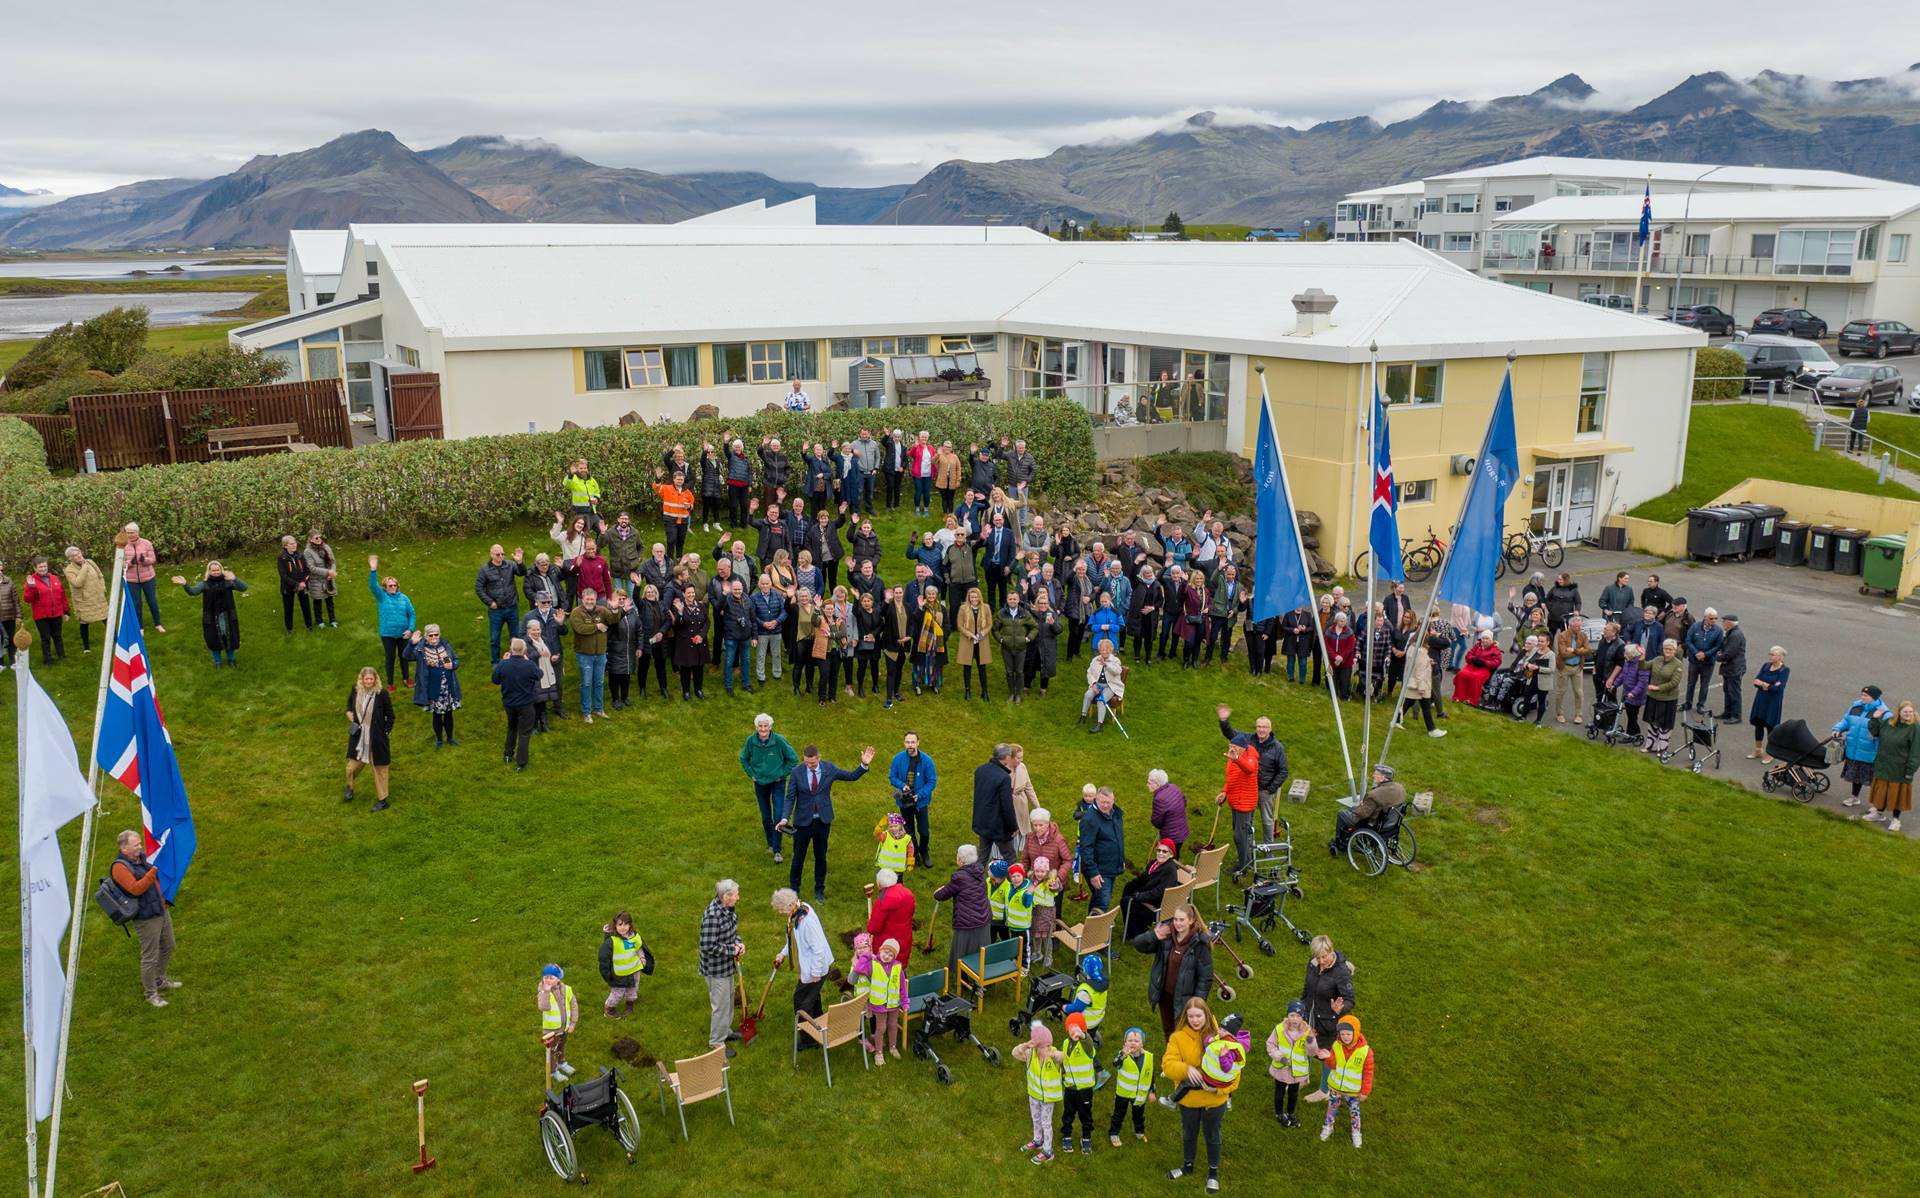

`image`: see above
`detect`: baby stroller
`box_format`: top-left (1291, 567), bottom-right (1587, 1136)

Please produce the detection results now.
top-left (538, 1067), bottom-right (642, 1183)
top-left (1221, 815), bottom-right (1312, 954)
top-left (1760, 719), bottom-right (1837, 802)
top-left (1586, 692), bottom-right (1639, 748)
top-left (912, 993), bottom-right (1001, 1084)
top-left (1007, 970), bottom-right (1076, 1036)
top-left (1664, 709), bottom-right (1722, 773)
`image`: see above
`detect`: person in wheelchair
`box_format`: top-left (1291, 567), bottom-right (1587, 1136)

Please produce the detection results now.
top-left (1331, 765), bottom-right (1406, 853)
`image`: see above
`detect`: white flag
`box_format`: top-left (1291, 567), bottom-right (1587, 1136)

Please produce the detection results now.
top-left (19, 669), bottom-right (96, 1121)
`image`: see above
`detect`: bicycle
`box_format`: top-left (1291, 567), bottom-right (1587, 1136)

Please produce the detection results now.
top-left (1351, 526), bottom-right (1444, 583)
top-left (1503, 529), bottom-right (1564, 574)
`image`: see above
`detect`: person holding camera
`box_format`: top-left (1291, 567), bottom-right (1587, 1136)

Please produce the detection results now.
top-left (888, 732), bottom-right (937, 864)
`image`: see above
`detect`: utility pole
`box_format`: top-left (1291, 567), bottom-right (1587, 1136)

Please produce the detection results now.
top-left (1669, 164), bottom-right (1726, 319)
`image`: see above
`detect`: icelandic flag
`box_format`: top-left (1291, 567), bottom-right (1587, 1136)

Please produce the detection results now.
top-left (1250, 383), bottom-right (1314, 620)
top-left (1367, 383), bottom-right (1405, 583)
top-left (95, 591), bottom-right (196, 902)
top-left (1437, 370), bottom-right (1522, 617)
top-left (1636, 183), bottom-right (1652, 245)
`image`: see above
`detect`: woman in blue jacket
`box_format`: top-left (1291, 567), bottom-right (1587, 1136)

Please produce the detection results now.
top-left (1834, 685), bottom-right (1892, 804)
top-left (368, 555), bottom-right (418, 691)
top-left (1087, 591), bottom-right (1125, 654)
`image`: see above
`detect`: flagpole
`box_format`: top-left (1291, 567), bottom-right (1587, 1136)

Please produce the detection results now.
top-left (1361, 346), bottom-right (1379, 775)
top-left (17, 627), bottom-right (41, 1198)
top-left (1378, 354), bottom-right (1518, 768)
top-left (1259, 368), bottom-right (1358, 801)
top-left (42, 547), bottom-right (127, 1198)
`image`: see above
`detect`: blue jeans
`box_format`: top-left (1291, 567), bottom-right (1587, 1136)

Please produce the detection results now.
top-left (753, 781), bottom-right (784, 852)
top-left (1088, 875), bottom-right (1115, 913)
top-left (1447, 634), bottom-right (1468, 671)
top-left (577, 653), bottom-right (606, 714)
top-left (487, 603), bottom-right (519, 660)
top-left (129, 578), bottom-right (163, 628)
top-left (722, 638), bottom-right (750, 692)
top-left (913, 476), bottom-right (932, 510)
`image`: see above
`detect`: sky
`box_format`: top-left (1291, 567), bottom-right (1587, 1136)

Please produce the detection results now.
top-left (5, 1), bottom-right (1920, 198)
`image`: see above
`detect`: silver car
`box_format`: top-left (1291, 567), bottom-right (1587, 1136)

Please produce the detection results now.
top-left (1814, 363), bottom-right (1903, 407)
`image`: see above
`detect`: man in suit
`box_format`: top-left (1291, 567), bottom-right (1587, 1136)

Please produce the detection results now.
top-left (978, 512), bottom-right (1016, 609)
top-left (971, 742), bottom-right (1019, 863)
top-left (1157, 567), bottom-right (1188, 662)
top-left (777, 742), bottom-right (876, 902)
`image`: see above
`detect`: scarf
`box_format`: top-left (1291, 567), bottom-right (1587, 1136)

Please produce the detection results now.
top-left (351, 688), bottom-right (378, 762)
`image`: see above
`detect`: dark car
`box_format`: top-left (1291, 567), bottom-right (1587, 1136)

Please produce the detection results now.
top-left (1813, 363), bottom-right (1904, 407)
top-left (1668, 304), bottom-right (1736, 335)
top-left (1837, 319), bottom-right (1920, 358)
top-left (1751, 308), bottom-right (1828, 339)
top-left (1733, 336), bottom-right (1839, 391)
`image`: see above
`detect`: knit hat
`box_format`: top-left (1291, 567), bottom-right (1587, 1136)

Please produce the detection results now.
top-left (1032, 855), bottom-right (1051, 873)
top-left (852, 933), bottom-right (872, 953)
top-left (1124, 1026), bottom-right (1145, 1043)
top-left (1008, 863), bottom-right (1026, 881)
top-left (879, 938), bottom-right (899, 955)
top-left (1029, 1022), bottom-right (1054, 1049)
top-left (542, 964), bottom-right (564, 980)
top-left (1156, 837), bottom-right (1176, 854)
top-left (989, 859), bottom-right (1009, 880)
top-left (1337, 1013), bottom-right (1362, 1039)
top-left (1065, 1012), bottom-right (1088, 1037)
top-left (1286, 1000), bottom-right (1305, 1017)
top-left (1865, 685), bottom-right (1883, 700)
top-left (886, 812), bottom-right (905, 830)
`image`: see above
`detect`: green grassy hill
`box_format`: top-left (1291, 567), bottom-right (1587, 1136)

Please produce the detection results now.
top-left (1629, 405), bottom-right (1919, 522)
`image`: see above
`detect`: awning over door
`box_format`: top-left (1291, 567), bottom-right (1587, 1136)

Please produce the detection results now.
top-left (1531, 440), bottom-right (1632, 459)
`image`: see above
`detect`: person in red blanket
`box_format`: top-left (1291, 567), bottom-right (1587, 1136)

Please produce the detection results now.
top-left (865, 866), bottom-right (917, 969)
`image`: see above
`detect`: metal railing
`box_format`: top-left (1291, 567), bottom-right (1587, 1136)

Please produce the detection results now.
top-left (1484, 252), bottom-right (1830, 278)
top-left (1027, 381), bottom-right (1227, 426)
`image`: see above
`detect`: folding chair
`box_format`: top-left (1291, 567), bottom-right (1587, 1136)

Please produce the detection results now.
top-left (1051, 903), bottom-right (1117, 972)
top-left (792, 996), bottom-right (870, 1087)
top-left (1188, 845), bottom-right (1229, 914)
top-left (655, 1046), bottom-right (734, 1141)
top-left (953, 938), bottom-right (1025, 1012)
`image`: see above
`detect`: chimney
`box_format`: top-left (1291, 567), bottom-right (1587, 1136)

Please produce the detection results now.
top-left (1292, 288), bottom-right (1336, 336)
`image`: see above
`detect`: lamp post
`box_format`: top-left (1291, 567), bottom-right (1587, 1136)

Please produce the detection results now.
top-left (1669, 164), bottom-right (1726, 321)
top-left (892, 189), bottom-right (932, 226)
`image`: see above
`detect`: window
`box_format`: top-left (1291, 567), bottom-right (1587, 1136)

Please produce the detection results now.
top-left (783, 340), bottom-right (819, 381)
top-left (711, 342), bottom-right (748, 384)
top-left (1422, 196), bottom-right (1441, 215)
top-left (1891, 234), bottom-right (1910, 264)
top-left (1578, 352), bottom-right (1610, 434)
top-left (743, 341), bottom-right (783, 383)
top-left (1443, 233), bottom-right (1475, 253)
top-left (1776, 229), bottom-right (1857, 275)
top-left (1419, 234), bottom-right (1441, 250)
top-left (1445, 193), bottom-right (1478, 214)
top-left (665, 345), bottom-right (699, 387)
top-left (624, 348), bottom-right (666, 387)
top-left (940, 334), bottom-right (996, 353)
top-left (1750, 233), bottom-right (1775, 259)
top-left (366, 260), bottom-right (379, 277)
top-left (396, 345), bottom-right (421, 368)
top-left (861, 335), bottom-right (927, 355)
top-left (584, 349), bottom-right (625, 391)
top-left (1676, 286), bottom-right (1720, 307)
top-left (1860, 225), bottom-right (1879, 261)
top-left (315, 291), bottom-right (335, 305)
top-left (830, 338), bottom-right (863, 358)
top-left (1684, 233), bottom-right (1711, 256)
top-left (305, 345), bottom-right (340, 380)
top-left (345, 316), bottom-right (383, 342)
top-left (1383, 361), bottom-right (1443, 406)
top-left (366, 283), bottom-right (380, 298)
top-left (1492, 194), bottom-right (1534, 213)
top-left (1105, 344), bottom-right (1129, 384)
top-left (1399, 479), bottom-right (1434, 504)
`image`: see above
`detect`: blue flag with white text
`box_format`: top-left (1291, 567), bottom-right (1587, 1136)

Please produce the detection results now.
top-left (1367, 384), bottom-right (1404, 582)
top-left (1436, 371), bottom-right (1520, 617)
top-left (1251, 391), bottom-right (1313, 619)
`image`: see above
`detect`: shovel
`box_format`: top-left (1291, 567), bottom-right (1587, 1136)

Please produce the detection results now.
top-left (920, 898), bottom-right (940, 953)
top-left (734, 965), bottom-right (759, 1046)
top-left (1201, 797), bottom-right (1225, 852)
top-left (741, 963), bottom-right (780, 1046)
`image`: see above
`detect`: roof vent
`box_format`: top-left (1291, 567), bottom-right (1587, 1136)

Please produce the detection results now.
top-left (1292, 288), bottom-right (1337, 336)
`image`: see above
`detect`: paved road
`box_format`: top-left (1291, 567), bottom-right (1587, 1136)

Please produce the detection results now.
top-left (1512, 545), bottom-right (1920, 838)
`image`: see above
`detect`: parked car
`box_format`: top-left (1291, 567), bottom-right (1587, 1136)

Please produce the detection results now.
top-left (1581, 293), bottom-right (1636, 311)
top-left (1837, 319), bottom-right (1920, 358)
top-left (1814, 363), bottom-right (1904, 406)
top-left (1733, 334), bottom-right (1839, 391)
top-left (1667, 304), bottom-right (1736, 335)
top-left (1751, 308), bottom-right (1829, 339)
top-left (1909, 381), bottom-right (1920, 413)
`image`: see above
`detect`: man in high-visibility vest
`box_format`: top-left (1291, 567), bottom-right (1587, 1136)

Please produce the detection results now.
top-left (1318, 1013), bottom-right (1373, 1149)
top-left (651, 466), bottom-right (695, 559)
top-left (1107, 1026), bottom-right (1154, 1146)
top-left (537, 964), bottom-right (579, 1083)
top-left (1015, 1020), bottom-right (1064, 1165)
top-left (562, 459), bottom-right (602, 533)
top-left (598, 912), bottom-right (653, 1020)
top-left (1058, 1011), bottom-right (1099, 1155)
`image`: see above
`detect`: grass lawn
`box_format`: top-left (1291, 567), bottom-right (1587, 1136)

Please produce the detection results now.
top-left (0, 321), bottom-right (245, 375)
top-left (1869, 410), bottom-right (1920, 464)
top-left (1629, 404), bottom-right (1920, 522)
top-left (1138, 452), bottom-right (1253, 516)
top-left (2, 503), bottom-right (1916, 1196)
top-left (0, 274), bottom-right (283, 298)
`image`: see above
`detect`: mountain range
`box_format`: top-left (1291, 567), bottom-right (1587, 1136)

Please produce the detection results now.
top-left (5, 66), bottom-right (1920, 248)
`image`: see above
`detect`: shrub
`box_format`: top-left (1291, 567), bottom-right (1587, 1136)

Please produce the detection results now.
top-left (0, 399), bottom-right (1096, 563)
top-left (1693, 346), bottom-right (1746, 403)
top-left (70, 306), bottom-right (150, 375)
top-left (2, 325), bottom-right (84, 393)
top-left (0, 415), bottom-right (51, 491)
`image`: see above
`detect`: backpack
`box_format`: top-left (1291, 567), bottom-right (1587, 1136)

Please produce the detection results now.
top-left (94, 875), bottom-right (139, 927)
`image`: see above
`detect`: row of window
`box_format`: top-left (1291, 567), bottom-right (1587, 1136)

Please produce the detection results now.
top-left (1377, 353), bottom-right (1607, 433)
top-left (825, 334), bottom-right (997, 358)
top-left (584, 340), bottom-right (821, 391)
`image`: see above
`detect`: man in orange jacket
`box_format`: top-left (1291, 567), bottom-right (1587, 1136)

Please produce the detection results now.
top-left (1217, 739), bottom-right (1260, 875)
top-left (651, 466), bottom-right (695, 558)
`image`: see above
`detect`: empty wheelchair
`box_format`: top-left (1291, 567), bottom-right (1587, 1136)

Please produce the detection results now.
top-left (539, 1066), bottom-right (642, 1184)
top-left (1345, 806), bottom-right (1417, 877)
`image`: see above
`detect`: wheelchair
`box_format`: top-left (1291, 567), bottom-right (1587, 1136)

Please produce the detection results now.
top-left (1342, 805), bottom-right (1417, 877)
top-left (539, 1066), bottom-right (642, 1184)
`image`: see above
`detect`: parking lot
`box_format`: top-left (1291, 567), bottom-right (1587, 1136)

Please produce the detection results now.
top-left (1527, 545), bottom-right (1920, 837)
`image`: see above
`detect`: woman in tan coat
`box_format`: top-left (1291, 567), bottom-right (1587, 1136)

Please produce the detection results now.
top-left (956, 586), bottom-right (994, 700)
top-left (1397, 621), bottom-right (1446, 738)
top-left (1008, 743), bottom-right (1039, 851)
top-left (62, 546), bottom-right (109, 654)
top-left (933, 442), bottom-right (964, 514)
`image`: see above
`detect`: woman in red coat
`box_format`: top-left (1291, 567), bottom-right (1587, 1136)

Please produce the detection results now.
top-left (1323, 611), bottom-right (1357, 700)
top-left (1452, 630), bottom-right (1503, 706)
top-left (866, 867), bottom-right (917, 969)
top-left (1177, 569), bottom-right (1208, 669)
top-left (22, 556), bottom-right (70, 666)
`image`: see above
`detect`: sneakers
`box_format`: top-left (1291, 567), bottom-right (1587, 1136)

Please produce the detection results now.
top-left (147, 994), bottom-right (168, 1008)
top-left (342, 786), bottom-right (355, 804)
top-left (1057, 1139), bottom-right (1074, 1154)
top-left (1030, 1151), bottom-right (1052, 1165)
top-left (371, 799), bottom-right (390, 812)
top-left (1167, 1166), bottom-right (1193, 1180)
top-left (1352, 1127), bottom-right (1363, 1148)
top-left (1109, 1135), bottom-right (1122, 1148)
top-left (583, 713), bottom-right (593, 725)
top-left (159, 978), bottom-right (183, 990)
top-left (1429, 729), bottom-right (1448, 738)
top-left (1080, 1137), bottom-right (1092, 1155)
top-left (1842, 797), bottom-right (1862, 807)
top-left (1206, 1178), bottom-right (1219, 1194)
top-left (1319, 1123), bottom-right (1333, 1141)
top-left (1892, 818), bottom-right (1904, 832)
top-left (1020, 1140), bottom-right (1040, 1154)
top-left (1864, 809), bottom-right (1887, 822)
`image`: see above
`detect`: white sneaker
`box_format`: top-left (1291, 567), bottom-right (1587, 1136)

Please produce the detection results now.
top-left (1842, 797), bottom-right (1861, 807)
top-left (583, 713), bottom-right (593, 725)
top-left (1429, 729), bottom-right (1447, 738)
top-left (1890, 818), bottom-right (1903, 832)
top-left (1863, 809), bottom-right (1886, 822)
top-left (1319, 1124), bottom-right (1332, 1141)
top-left (146, 994), bottom-right (168, 1008)
top-left (1352, 1128), bottom-right (1363, 1149)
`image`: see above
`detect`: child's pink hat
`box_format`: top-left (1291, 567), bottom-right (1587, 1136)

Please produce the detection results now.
top-left (852, 932), bottom-right (872, 952)
top-left (1028, 1021), bottom-right (1053, 1049)
top-left (1033, 856), bottom-right (1051, 872)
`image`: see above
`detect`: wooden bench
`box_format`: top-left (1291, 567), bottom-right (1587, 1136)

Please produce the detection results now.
top-left (206, 422), bottom-right (319, 458)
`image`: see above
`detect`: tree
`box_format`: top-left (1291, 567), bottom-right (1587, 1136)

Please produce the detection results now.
top-left (124, 345), bottom-right (290, 391)
top-left (1162, 211), bottom-right (1186, 237)
top-left (70, 305), bottom-right (150, 374)
top-left (1, 323), bottom-right (84, 392)
top-left (1303, 222), bottom-right (1331, 242)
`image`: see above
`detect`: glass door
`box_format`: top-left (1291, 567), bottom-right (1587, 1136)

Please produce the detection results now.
top-left (1565, 459), bottom-right (1600, 541)
top-left (1104, 345), bottom-right (1131, 421)
top-left (1530, 464), bottom-right (1569, 536)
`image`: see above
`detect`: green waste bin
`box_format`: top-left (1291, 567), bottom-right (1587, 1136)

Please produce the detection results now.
top-left (1860, 533), bottom-right (1908, 597)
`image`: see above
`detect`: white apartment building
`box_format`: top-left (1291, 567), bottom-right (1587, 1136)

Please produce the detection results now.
top-left (1490, 188), bottom-right (1920, 326)
top-left (1334, 156), bottom-right (1907, 275)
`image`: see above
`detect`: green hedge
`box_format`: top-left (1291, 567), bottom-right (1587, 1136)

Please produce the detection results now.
top-left (1692, 346), bottom-right (1746, 403)
top-left (0, 399), bottom-right (1095, 562)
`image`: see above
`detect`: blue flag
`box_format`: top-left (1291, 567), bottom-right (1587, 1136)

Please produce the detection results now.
top-left (1367, 383), bottom-right (1404, 582)
top-left (96, 591), bottom-right (198, 901)
top-left (1636, 183), bottom-right (1652, 246)
top-left (1437, 370), bottom-right (1521, 617)
top-left (1251, 388), bottom-right (1313, 620)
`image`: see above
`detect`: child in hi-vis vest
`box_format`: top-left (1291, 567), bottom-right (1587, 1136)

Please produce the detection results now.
top-left (1013, 1019), bottom-right (1064, 1165)
top-left (1027, 856), bottom-right (1060, 966)
top-left (1107, 1026), bottom-right (1154, 1146)
top-left (874, 811), bottom-right (915, 873)
top-left (1318, 1013), bottom-right (1374, 1149)
top-left (864, 937), bottom-right (906, 1062)
top-left (537, 964), bottom-right (579, 1083)
top-left (1266, 1000), bottom-right (1318, 1128)
top-left (988, 859), bottom-right (1011, 940)
top-left (1057, 1011), bottom-right (1100, 1155)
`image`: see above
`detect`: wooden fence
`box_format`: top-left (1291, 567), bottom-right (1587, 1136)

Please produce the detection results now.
top-left (16, 413), bottom-right (79, 472)
top-left (66, 379), bottom-right (353, 469)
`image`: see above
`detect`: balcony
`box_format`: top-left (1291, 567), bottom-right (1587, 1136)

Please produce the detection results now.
top-left (1484, 252), bottom-right (1856, 279)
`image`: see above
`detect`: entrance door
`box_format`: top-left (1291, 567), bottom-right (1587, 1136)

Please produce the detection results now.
top-left (1565, 459), bottom-right (1600, 541)
top-left (1531, 464), bottom-right (1569, 537)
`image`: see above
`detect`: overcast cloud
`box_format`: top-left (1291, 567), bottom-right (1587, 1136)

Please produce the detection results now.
top-left (5, 1), bottom-right (1919, 195)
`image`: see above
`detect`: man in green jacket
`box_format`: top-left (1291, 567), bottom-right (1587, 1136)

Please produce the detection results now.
top-left (994, 592), bottom-right (1039, 704)
top-left (741, 713), bottom-right (800, 863)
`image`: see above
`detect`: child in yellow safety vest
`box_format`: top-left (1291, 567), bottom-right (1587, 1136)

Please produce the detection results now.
top-left (1317, 1013), bottom-right (1373, 1149)
top-left (1012, 1019), bottom-right (1064, 1165)
top-left (1057, 1011), bottom-right (1100, 1155)
top-left (1027, 856), bottom-right (1060, 966)
top-left (1163, 1012), bottom-right (1247, 1107)
top-left (988, 859), bottom-right (1012, 940)
top-left (1005, 864), bottom-right (1035, 958)
top-left (848, 933), bottom-right (874, 1007)
top-left (864, 937), bottom-right (906, 1064)
top-left (1266, 999), bottom-right (1318, 1128)
top-left (597, 911), bottom-right (654, 1020)
top-left (537, 964), bottom-right (579, 1083)
top-left (1064, 952), bottom-right (1110, 1051)
top-left (1106, 1026), bottom-right (1154, 1146)
top-left (874, 811), bottom-right (916, 873)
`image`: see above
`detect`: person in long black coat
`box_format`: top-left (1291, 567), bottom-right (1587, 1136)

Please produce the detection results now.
top-left (1026, 593), bottom-right (1062, 695)
top-left (344, 666), bottom-right (396, 811)
top-left (1119, 839), bottom-right (1195, 940)
top-left (633, 584), bottom-right (671, 699)
top-left (669, 585), bottom-right (708, 700)
top-left (174, 561), bottom-right (248, 667)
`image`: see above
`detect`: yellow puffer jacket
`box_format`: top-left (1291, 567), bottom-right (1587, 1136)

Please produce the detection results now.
top-left (1163, 1023), bottom-right (1237, 1109)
